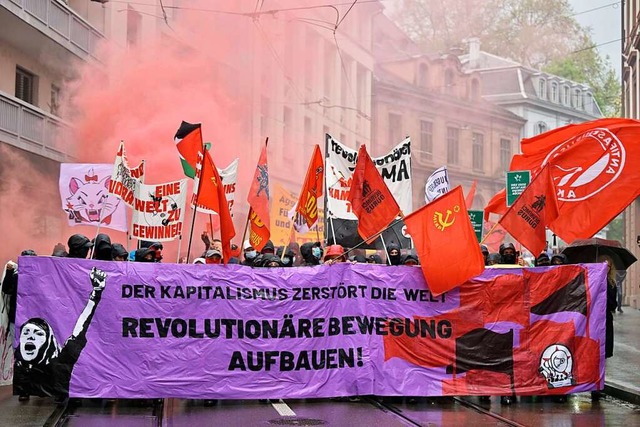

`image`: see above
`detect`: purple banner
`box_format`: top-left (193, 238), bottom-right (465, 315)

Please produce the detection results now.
top-left (15, 258), bottom-right (607, 399)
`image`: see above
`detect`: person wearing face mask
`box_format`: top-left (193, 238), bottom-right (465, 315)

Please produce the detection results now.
top-left (276, 247), bottom-right (295, 267)
top-left (499, 243), bottom-right (519, 265)
top-left (299, 242), bottom-right (323, 266)
top-left (134, 248), bottom-right (156, 262)
top-left (386, 243), bottom-right (402, 266)
top-left (242, 240), bottom-right (258, 266)
top-left (204, 249), bottom-right (223, 264)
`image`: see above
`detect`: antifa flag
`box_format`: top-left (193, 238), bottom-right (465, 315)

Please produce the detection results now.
top-left (527, 266), bottom-right (588, 316)
top-left (404, 186), bottom-right (485, 296)
top-left (296, 145), bottom-right (324, 229)
top-left (499, 165), bottom-right (559, 256)
top-left (192, 149), bottom-right (236, 262)
top-left (447, 328), bottom-right (514, 377)
top-left (509, 118), bottom-right (640, 242)
top-left (175, 121), bottom-right (203, 179)
top-left (348, 145), bottom-right (401, 243)
top-left (247, 140), bottom-right (270, 252)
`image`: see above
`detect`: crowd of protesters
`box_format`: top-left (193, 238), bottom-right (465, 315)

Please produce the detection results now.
top-left (1, 232), bottom-right (619, 406)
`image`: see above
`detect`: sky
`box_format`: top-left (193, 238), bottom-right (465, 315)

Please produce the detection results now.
top-left (569, 0), bottom-right (622, 77)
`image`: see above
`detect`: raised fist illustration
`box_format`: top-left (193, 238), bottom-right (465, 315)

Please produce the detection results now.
top-left (90, 267), bottom-right (107, 291)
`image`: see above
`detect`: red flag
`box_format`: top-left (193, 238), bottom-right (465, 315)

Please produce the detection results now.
top-left (174, 121), bottom-right (203, 178)
top-left (510, 118), bottom-right (640, 242)
top-left (247, 140), bottom-right (270, 251)
top-left (192, 149), bottom-right (236, 262)
top-left (404, 186), bottom-right (485, 296)
top-left (296, 145), bottom-right (324, 229)
top-left (465, 180), bottom-right (477, 209)
top-left (498, 165), bottom-right (558, 256)
top-left (484, 189), bottom-right (507, 221)
top-left (348, 145), bottom-right (401, 243)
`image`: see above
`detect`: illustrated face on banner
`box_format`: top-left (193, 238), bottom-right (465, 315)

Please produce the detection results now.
top-left (20, 323), bottom-right (48, 362)
top-left (66, 174), bottom-right (120, 225)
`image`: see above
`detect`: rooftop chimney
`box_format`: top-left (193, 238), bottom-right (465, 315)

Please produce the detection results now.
top-left (468, 38), bottom-right (481, 68)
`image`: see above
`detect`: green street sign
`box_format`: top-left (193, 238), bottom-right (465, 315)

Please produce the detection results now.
top-left (468, 210), bottom-right (484, 242)
top-left (506, 170), bottom-right (531, 207)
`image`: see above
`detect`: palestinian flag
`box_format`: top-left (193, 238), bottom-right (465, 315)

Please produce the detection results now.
top-left (175, 121), bottom-right (203, 178)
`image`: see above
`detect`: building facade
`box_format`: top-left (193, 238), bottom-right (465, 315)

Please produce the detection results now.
top-left (622, 0), bottom-right (640, 308)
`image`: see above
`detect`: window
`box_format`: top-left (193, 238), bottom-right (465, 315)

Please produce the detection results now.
top-left (472, 133), bottom-right (484, 171)
top-left (50, 84), bottom-right (60, 116)
top-left (538, 78), bottom-right (546, 99)
top-left (445, 69), bottom-right (454, 95)
top-left (420, 120), bottom-right (433, 161)
top-left (551, 83), bottom-right (558, 102)
top-left (388, 113), bottom-right (402, 144)
top-left (418, 63), bottom-right (428, 88)
top-left (447, 127), bottom-right (459, 165)
top-left (126, 6), bottom-right (141, 48)
top-left (585, 93), bottom-right (594, 112)
top-left (470, 79), bottom-right (480, 101)
top-left (536, 121), bottom-right (548, 135)
top-left (500, 139), bottom-right (512, 172)
top-left (356, 65), bottom-right (367, 113)
top-left (563, 86), bottom-right (570, 105)
top-left (573, 89), bottom-right (582, 109)
top-left (15, 66), bottom-right (36, 104)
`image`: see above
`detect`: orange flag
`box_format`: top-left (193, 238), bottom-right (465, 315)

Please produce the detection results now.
top-left (192, 149), bottom-right (236, 262)
top-left (404, 186), bottom-right (485, 296)
top-left (296, 145), bottom-right (324, 229)
top-left (510, 118), bottom-right (640, 242)
top-left (247, 140), bottom-right (270, 251)
top-left (348, 145), bottom-right (401, 243)
top-left (498, 165), bottom-right (558, 256)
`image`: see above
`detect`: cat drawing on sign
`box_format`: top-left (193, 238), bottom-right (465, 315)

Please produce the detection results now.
top-left (64, 169), bottom-right (120, 225)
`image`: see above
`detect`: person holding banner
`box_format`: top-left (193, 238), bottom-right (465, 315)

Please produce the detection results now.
top-left (111, 244), bottom-right (129, 262)
top-left (67, 234), bottom-right (92, 259)
top-left (300, 242), bottom-right (323, 266)
top-left (14, 268), bottom-right (106, 400)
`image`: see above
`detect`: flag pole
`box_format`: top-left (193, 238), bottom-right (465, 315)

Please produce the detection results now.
top-left (176, 234), bottom-right (183, 263)
top-left (209, 214), bottom-right (215, 243)
top-left (241, 210), bottom-right (251, 247)
top-left (282, 219), bottom-right (296, 260)
top-left (380, 235), bottom-right (391, 266)
top-left (186, 153), bottom-right (206, 264)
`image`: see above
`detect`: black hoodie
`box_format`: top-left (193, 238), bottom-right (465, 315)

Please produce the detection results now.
top-left (67, 234), bottom-right (92, 259)
top-left (386, 243), bottom-right (402, 266)
top-left (300, 242), bottom-right (321, 266)
top-left (92, 234), bottom-right (112, 261)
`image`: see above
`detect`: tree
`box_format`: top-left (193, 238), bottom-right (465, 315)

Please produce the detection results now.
top-left (391, 0), bottom-right (620, 115)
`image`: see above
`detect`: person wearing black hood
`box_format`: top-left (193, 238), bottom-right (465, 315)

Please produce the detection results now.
top-left (92, 234), bottom-right (112, 261)
top-left (402, 254), bottom-right (420, 266)
top-left (550, 253), bottom-right (567, 265)
top-left (67, 234), bottom-right (93, 259)
top-left (261, 240), bottom-right (276, 255)
top-left (300, 242), bottom-right (323, 266)
top-left (140, 241), bottom-right (163, 262)
top-left (499, 243), bottom-right (518, 265)
top-left (480, 245), bottom-right (489, 265)
top-left (276, 247), bottom-right (296, 267)
top-left (367, 254), bottom-right (384, 264)
top-left (386, 243), bottom-right (402, 266)
top-left (111, 244), bottom-right (129, 261)
top-left (534, 252), bottom-right (551, 266)
top-left (134, 247), bottom-right (156, 262)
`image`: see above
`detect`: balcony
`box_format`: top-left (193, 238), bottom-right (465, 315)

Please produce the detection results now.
top-left (0, 0), bottom-right (104, 62)
top-left (0, 90), bottom-right (74, 162)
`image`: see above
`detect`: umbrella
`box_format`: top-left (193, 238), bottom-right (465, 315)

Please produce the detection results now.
top-left (561, 238), bottom-right (637, 270)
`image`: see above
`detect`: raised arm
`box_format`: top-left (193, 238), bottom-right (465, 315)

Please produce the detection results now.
top-left (72, 267), bottom-right (106, 338)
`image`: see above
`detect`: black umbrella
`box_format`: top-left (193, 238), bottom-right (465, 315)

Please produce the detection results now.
top-left (561, 238), bottom-right (637, 270)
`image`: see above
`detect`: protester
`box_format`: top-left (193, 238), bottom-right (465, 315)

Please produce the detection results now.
top-left (480, 245), bottom-right (489, 265)
top-left (349, 254), bottom-right (368, 263)
top-left (615, 269), bottom-right (627, 313)
top-left (242, 240), bottom-right (258, 266)
top-left (324, 245), bottom-right (346, 264)
top-left (402, 254), bottom-right (420, 266)
top-left (133, 248), bottom-right (156, 262)
top-left (51, 243), bottom-right (68, 257)
top-left (386, 243), bottom-right (402, 266)
top-left (111, 244), bottom-right (129, 261)
top-left (92, 234), bottom-right (112, 261)
top-left (140, 241), bottom-right (164, 262)
top-left (204, 249), bottom-right (223, 265)
top-left (276, 247), bottom-right (295, 267)
top-left (486, 253), bottom-right (502, 266)
top-left (261, 255), bottom-right (284, 268)
top-left (367, 254), bottom-right (384, 264)
top-left (192, 258), bottom-right (206, 265)
top-left (534, 252), bottom-right (551, 267)
top-left (300, 242), bottom-right (323, 266)
top-left (261, 240), bottom-right (275, 255)
top-left (499, 243), bottom-right (517, 265)
top-left (550, 253), bottom-right (567, 265)
top-left (67, 234), bottom-right (92, 259)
